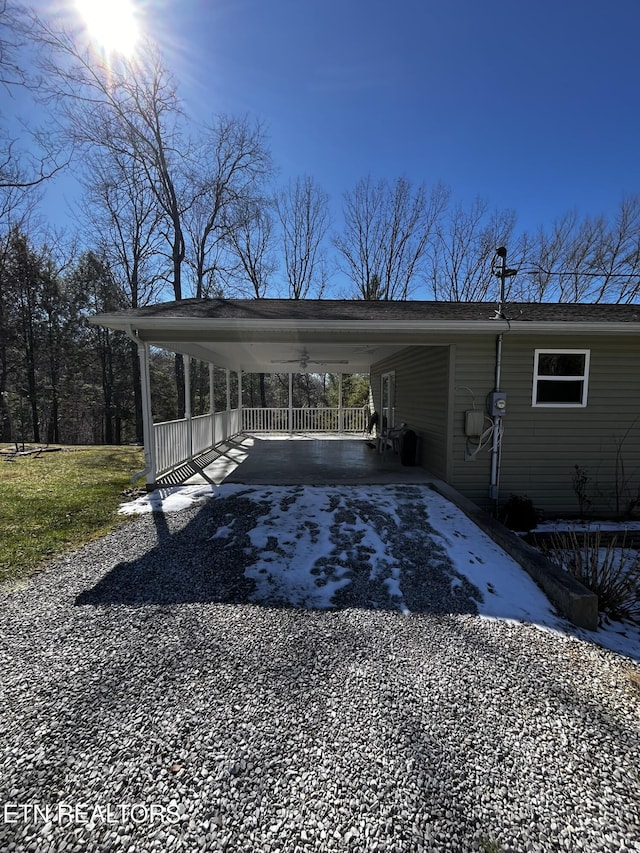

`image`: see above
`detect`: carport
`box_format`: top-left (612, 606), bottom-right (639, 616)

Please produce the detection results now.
top-left (91, 298), bottom-right (456, 489)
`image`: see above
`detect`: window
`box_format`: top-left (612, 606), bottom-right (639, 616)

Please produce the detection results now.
top-left (532, 350), bottom-right (590, 407)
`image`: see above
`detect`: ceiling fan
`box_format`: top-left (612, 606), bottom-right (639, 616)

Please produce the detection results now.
top-left (271, 349), bottom-right (349, 370)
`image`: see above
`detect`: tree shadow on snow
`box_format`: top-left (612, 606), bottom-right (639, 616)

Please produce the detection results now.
top-left (74, 490), bottom-right (481, 615)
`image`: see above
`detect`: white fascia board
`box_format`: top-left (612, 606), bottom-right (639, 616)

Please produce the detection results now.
top-left (91, 314), bottom-right (640, 337)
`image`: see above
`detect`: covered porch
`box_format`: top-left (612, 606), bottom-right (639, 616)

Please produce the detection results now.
top-left (149, 364), bottom-right (377, 487)
top-left (92, 301), bottom-right (417, 489)
top-left (157, 432), bottom-right (434, 487)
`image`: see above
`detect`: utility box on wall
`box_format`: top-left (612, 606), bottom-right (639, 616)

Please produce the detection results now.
top-left (464, 409), bottom-right (485, 437)
top-left (487, 391), bottom-right (507, 417)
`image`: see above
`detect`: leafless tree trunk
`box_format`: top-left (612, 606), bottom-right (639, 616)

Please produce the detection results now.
top-left (427, 197), bottom-right (519, 301)
top-left (516, 197), bottom-right (640, 303)
top-left (275, 175), bottom-right (329, 299)
top-left (79, 150), bottom-right (165, 440)
top-left (225, 199), bottom-right (275, 298)
top-left (185, 115), bottom-right (272, 298)
top-left (31, 18), bottom-right (191, 412)
top-left (334, 176), bottom-right (448, 300)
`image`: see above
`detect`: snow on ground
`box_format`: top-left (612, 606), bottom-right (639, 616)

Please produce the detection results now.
top-left (535, 519), bottom-right (640, 533)
top-left (119, 483), bottom-right (640, 662)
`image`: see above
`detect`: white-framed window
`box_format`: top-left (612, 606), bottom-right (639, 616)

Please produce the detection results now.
top-left (532, 349), bottom-right (590, 407)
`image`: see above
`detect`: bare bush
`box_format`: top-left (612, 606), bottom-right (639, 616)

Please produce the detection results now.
top-left (542, 529), bottom-right (640, 623)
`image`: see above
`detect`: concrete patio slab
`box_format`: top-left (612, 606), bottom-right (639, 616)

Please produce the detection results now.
top-left (155, 432), bottom-right (599, 629)
top-left (161, 433), bottom-right (434, 487)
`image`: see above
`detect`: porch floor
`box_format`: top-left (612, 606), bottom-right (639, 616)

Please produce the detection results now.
top-left (158, 432), bottom-right (436, 487)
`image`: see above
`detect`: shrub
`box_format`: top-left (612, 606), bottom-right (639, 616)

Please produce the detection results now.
top-left (571, 464), bottom-right (592, 519)
top-left (499, 494), bottom-right (538, 532)
top-left (542, 529), bottom-right (640, 623)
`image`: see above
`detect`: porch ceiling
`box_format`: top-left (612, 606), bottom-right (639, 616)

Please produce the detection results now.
top-left (148, 338), bottom-right (406, 373)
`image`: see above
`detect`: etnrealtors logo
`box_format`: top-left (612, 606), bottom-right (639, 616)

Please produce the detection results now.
top-left (3, 802), bottom-right (181, 826)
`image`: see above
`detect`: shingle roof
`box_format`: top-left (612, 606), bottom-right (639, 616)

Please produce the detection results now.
top-left (110, 298), bottom-right (640, 324)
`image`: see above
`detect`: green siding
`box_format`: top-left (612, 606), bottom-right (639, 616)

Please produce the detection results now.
top-left (371, 346), bottom-right (451, 479)
top-left (449, 336), bottom-right (496, 507)
top-left (496, 334), bottom-right (640, 517)
top-left (371, 332), bottom-right (640, 518)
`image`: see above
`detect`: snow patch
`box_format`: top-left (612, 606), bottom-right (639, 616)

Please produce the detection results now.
top-left (118, 482), bottom-right (640, 661)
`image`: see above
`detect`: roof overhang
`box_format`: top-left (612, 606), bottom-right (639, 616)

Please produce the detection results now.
top-left (91, 301), bottom-right (640, 373)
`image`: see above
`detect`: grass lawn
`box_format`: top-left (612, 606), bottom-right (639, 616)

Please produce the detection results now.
top-left (0, 445), bottom-right (144, 583)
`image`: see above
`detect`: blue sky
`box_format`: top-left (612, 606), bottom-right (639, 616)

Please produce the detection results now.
top-left (153, 0), bottom-right (640, 234)
top-left (11, 0), bottom-right (640, 249)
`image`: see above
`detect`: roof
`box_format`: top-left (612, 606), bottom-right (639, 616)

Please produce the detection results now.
top-left (91, 298), bottom-right (640, 372)
top-left (97, 298), bottom-right (640, 324)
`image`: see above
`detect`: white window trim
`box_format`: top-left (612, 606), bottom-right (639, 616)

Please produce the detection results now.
top-left (532, 349), bottom-right (590, 408)
top-left (380, 371), bottom-right (395, 427)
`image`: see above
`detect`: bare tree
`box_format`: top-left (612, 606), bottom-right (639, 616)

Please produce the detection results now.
top-left (0, 1), bottom-right (68, 221)
top-left (334, 175), bottom-right (448, 300)
top-left (223, 197), bottom-right (276, 407)
top-left (80, 150), bottom-right (165, 308)
top-left (427, 197), bottom-right (519, 301)
top-left (30, 14), bottom-right (197, 412)
top-left (185, 115), bottom-right (273, 298)
top-left (79, 149), bottom-right (166, 440)
top-left (590, 196), bottom-right (640, 303)
top-left (514, 197), bottom-right (640, 304)
top-left (0, 0), bottom-right (22, 88)
top-left (225, 199), bottom-right (275, 298)
top-left (274, 175), bottom-right (329, 299)
top-left (31, 18), bottom-right (187, 295)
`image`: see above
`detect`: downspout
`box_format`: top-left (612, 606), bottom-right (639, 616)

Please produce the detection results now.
top-left (123, 325), bottom-right (157, 489)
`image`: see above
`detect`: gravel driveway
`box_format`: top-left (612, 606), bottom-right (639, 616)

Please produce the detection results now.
top-left (1, 489), bottom-right (639, 853)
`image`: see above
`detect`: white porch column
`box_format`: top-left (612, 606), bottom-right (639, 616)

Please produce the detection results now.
top-left (225, 368), bottom-right (231, 441)
top-left (237, 370), bottom-right (243, 433)
top-left (338, 372), bottom-right (343, 433)
top-left (138, 342), bottom-right (157, 489)
top-left (288, 371), bottom-right (293, 433)
top-left (183, 354), bottom-right (192, 458)
top-left (209, 363), bottom-right (215, 447)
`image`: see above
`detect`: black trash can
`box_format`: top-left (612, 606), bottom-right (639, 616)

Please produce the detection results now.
top-left (400, 429), bottom-right (417, 466)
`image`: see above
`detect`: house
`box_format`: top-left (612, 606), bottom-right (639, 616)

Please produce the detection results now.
top-left (92, 299), bottom-right (640, 518)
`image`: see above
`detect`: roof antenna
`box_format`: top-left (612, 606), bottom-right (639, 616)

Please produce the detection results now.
top-left (492, 246), bottom-right (518, 319)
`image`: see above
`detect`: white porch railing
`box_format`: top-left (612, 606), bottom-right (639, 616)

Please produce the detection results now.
top-left (154, 409), bottom-right (241, 476)
top-left (154, 417), bottom-right (191, 476)
top-left (153, 406), bottom-right (368, 477)
top-left (242, 407), bottom-right (367, 433)
top-left (242, 407), bottom-right (290, 432)
top-left (192, 413), bottom-right (213, 456)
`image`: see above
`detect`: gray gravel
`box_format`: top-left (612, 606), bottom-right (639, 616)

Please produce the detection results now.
top-left (0, 490), bottom-right (639, 853)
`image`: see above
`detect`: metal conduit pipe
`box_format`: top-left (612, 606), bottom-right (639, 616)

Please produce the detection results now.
top-left (489, 332), bottom-right (504, 505)
top-left (489, 248), bottom-right (517, 511)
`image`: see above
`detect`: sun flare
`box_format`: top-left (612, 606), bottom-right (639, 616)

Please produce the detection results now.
top-left (75, 0), bottom-right (140, 56)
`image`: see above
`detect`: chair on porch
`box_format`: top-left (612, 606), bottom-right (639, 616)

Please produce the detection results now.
top-left (376, 421), bottom-right (407, 455)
